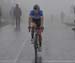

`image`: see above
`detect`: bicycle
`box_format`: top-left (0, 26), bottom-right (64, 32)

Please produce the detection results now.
top-left (28, 26), bottom-right (44, 63)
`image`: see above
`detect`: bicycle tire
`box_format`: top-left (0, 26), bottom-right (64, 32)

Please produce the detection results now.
top-left (34, 33), bottom-right (38, 63)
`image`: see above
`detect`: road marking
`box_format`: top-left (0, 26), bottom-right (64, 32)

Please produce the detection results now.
top-left (14, 60), bottom-right (75, 63)
top-left (43, 60), bottom-right (75, 62)
top-left (14, 35), bottom-right (29, 63)
top-left (0, 57), bottom-right (9, 58)
top-left (0, 60), bottom-right (15, 62)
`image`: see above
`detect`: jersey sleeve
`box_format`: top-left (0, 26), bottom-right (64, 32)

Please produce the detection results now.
top-left (29, 10), bottom-right (34, 16)
top-left (40, 10), bottom-right (43, 16)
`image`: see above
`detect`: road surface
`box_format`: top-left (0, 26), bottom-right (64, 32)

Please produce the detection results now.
top-left (0, 19), bottom-right (75, 63)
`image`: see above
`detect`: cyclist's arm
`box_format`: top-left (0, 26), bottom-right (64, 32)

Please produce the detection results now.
top-left (29, 11), bottom-right (33, 26)
top-left (29, 16), bottom-right (32, 26)
top-left (40, 10), bottom-right (44, 27)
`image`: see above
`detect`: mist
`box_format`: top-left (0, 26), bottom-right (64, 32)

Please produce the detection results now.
top-left (0, 0), bottom-right (75, 63)
top-left (0, 0), bottom-right (75, 25)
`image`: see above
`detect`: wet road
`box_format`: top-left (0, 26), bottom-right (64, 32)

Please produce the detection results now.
top-left (0, 20), bottom-right (75, 63)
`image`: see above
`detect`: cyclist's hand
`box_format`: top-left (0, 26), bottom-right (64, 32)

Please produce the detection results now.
top-left (28, 26), bottom-right (31, 32)
top-left (40, 26), bottom-right (44, 32)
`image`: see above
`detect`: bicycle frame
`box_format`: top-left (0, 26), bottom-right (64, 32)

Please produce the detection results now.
top-left (30, 27), bottom-right (43, 63)
top-left (34, 29), bottom-right (38, 63)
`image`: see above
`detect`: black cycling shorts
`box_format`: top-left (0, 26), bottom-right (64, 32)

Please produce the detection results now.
top-left (32, 18), bottom-right (41, 27)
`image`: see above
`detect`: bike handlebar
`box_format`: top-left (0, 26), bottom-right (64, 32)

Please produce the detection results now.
top-left (28, 26), bottom-right (44, 32)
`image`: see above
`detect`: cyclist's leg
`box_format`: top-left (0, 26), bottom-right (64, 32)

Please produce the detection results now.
top-left (31, 22), bottom-right (36, 40)
top-left (38, 27), bottom-right (42, 47)
top-left (39, 32), bottom-right (42, 47)
top-left (38, 28), bottom-right (42, 51)
top-left (37, 20), bottom-right (42, 47)
top-left (31, 27), bottom-right (34, 40)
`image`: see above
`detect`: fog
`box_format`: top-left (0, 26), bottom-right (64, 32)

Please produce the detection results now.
top-left (0, 0), bottom-right (75, 24)
top-left (0, 0), bottom-right (75, 62)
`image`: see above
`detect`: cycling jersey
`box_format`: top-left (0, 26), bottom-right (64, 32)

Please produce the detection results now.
top-left (29, 10), bottom-right (43, 27)
top-left (29, 10), bottom-right (43, 19)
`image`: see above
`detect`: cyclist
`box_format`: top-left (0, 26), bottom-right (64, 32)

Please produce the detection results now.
top-left (28, 4), bottom-right (44, 50)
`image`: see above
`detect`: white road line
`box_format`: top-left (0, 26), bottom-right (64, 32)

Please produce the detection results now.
top-left (14, 35), bottom-right (29, 63)
top-left (0, 60), bottom-right (15, 62)
top-left (0, 57), bottom-right (9, 58)
top-left (43, 60), bottom-right (75, 62)
top-left (15, 60), bottom-right (75, 63)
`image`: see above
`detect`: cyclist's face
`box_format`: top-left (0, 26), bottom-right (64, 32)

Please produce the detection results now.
top-left (34, 9), bottom-right (39, 14)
